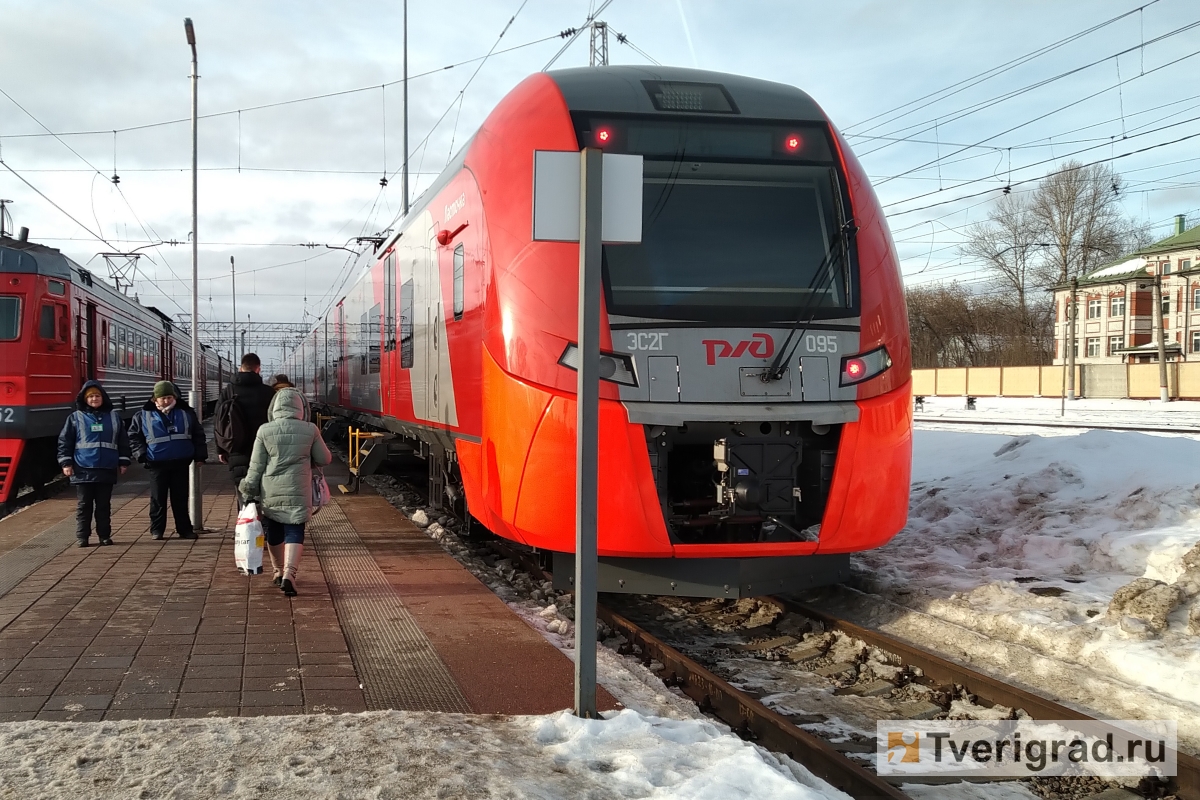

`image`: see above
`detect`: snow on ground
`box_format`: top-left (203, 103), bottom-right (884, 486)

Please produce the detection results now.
top-left (915, 395), bottom-right (1200, 428)
top-left (844, 398), bottom-right (1200, 747)
top-left (0, 708), bottom-right (843, 800)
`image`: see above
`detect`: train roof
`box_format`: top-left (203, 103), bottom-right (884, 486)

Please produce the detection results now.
top-left (0, 234), bottom-right (73, 278)
top-left (546, 66), bottom-right (828, 122)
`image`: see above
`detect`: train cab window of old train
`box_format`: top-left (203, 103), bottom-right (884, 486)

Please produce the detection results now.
top-left (47, 280), bottom-right (66, 296)
top-left (400, 279), bottom-right (414, 369)
top-left (452, 244), bottom-right (464, 320)
top-left (0, 297), bottom-right (20, 340)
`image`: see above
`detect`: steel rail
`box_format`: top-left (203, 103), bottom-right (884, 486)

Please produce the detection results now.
top-left (778, 598), bottom-right (1200, 800)
top-left (482, 540), bottom-right (910, 800)
top-left (913, 415), bottom-right (1200, 435)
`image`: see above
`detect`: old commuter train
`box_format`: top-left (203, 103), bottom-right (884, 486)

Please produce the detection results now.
top-left (284, 67), bottom-right (913, 597)
top-left (0, 230), bottom-right (228, 507)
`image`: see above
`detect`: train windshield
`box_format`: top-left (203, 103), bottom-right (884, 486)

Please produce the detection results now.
top-left (0, 297), bottom-right (19, 340)
top-left (588, 119), bottom-right (855, 323)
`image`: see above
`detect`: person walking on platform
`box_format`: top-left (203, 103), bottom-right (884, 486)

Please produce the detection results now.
top-left (214, 353), bottom-right (274, 502)
top-left (129, 381), bottom-right (207, 540)
top-left (269, 374), bottom-right (311, 421)
top-left (56, 381), bottom-right (132, 547)
top-left (239, 387), bottom-right (331, 596)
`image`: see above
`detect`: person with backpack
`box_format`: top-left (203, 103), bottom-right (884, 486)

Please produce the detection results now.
top-left (128, 381), bottom-right (207, 540)
top-left (56, 381), bottom-right (132, 547)
top-left (239, 387), bottom-right (332, 596)
top-left (215, 353), bottom-right (274, 500)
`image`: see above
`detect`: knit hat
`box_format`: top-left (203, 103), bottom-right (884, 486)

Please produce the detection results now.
top-left (83, 386), bottom-right (103, 400)
top-left (153, 381), bottom-right (176, 399)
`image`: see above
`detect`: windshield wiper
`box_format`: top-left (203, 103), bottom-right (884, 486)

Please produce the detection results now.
top-left (762, 219), bottom-right (857, 382)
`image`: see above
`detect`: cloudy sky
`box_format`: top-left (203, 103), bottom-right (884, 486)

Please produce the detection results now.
top-left (2, 0), bottom-right (1198, 364)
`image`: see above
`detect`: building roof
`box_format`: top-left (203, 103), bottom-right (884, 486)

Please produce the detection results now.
top-left (1064, 221), bottom-right (1198, 289)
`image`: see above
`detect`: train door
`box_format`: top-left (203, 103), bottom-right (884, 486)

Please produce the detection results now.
top-left (425, 225), bottom-right (438, 420)
top-left (410, 216), bottom-right (433, 421)
top-left (76, 302), bottom-right (98, 383)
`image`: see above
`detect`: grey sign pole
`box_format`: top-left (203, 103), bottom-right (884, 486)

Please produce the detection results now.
top-left (574, 147), bottom-right (602, 719)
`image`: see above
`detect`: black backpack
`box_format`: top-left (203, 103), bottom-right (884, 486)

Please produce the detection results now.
top-left (214, 394), bottom-right (249, 454)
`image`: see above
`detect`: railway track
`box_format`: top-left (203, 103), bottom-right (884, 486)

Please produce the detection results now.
top-left (913, 415), bottom-right (1200, 435)
top-left (363, 457), bottom-right (1195, 800)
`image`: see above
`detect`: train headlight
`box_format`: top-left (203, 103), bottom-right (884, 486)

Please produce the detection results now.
top-left (559, 343), bottom-right (639, 387)
top-left (838, 346), bottom-right (891, 386)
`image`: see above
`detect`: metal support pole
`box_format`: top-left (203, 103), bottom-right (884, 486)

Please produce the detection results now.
top-left (1155, 273), bottom-right (1170, 402)
top-left (1066, 277), bottom-right (1077, 401)
top-left (185, 18), bottom-right (203, 529)
top-left (573, 147), bottom-right (602, 719)
top-left (401, 0), bottom-right (409, 217)
top-left (230, 256), bottom-right (237, 360)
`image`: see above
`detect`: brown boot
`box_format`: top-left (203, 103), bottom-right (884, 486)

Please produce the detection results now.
top-left (280, 543), bottom-right (303, 597)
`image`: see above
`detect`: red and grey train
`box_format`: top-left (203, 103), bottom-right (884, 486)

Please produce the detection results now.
top-left (0, 230), bottom-right (229, 507)
top-left (284, 67), bottom-right (912, 597)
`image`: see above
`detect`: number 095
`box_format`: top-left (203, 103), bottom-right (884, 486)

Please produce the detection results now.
top-left (804, 334), bottom-right (837, 354)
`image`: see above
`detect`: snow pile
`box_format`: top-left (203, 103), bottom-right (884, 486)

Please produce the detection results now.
top-left (0, 709), bottom-right (843, 800)
top-left (850, 425), bottom-right (1200, 733)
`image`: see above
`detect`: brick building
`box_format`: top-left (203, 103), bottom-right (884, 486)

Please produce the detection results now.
top-left (1052, 215), bottom-right (1200, 365)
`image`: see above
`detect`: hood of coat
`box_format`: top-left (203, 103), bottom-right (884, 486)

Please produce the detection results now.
top-left (75, 380), bottom-right (115, 412)
top-left (268, 387), bottom-right (306, 421)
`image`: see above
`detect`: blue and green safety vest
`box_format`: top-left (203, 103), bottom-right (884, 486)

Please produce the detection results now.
top-left (72, 410), bottom-right (122, 470)
top-left (138, 406), bottom-right (194, 462)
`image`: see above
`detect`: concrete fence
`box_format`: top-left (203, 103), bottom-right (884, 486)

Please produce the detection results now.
top-left (912, 362), bottom-right (1199, 400)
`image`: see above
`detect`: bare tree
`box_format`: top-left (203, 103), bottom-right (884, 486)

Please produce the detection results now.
top-left (907, 283), bottom-right (1053, 368)
top-left (1030, 160), bottom-right (1140, 284)
top-left (961, 194), bottom-right (1044, 317)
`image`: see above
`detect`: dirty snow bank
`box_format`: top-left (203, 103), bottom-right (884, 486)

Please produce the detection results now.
top-left (849, 426), bottom-right (1200, 732)
top-left (0, 709), bottom-right (844, 800)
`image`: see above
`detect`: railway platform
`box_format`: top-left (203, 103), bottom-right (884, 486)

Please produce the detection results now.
top-left (0, 461), bottom-right (615, 722)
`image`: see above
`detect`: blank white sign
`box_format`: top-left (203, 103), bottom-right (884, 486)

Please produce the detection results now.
top-left (532, 151), bottom-right (643, 244)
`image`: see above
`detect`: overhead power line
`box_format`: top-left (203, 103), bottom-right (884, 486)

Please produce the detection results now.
top-left (844, 1), bottom-right (1161, 135)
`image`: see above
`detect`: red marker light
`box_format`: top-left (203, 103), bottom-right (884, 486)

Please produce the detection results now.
top-left (596, 128), bottom-right (612, 145)
top-left (785, 134), bottom-right (802, 152)
top-left (844, 358), bottom-right (866, 379)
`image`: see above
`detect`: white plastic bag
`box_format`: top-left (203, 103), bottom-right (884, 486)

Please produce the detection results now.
top-left (235, 502), bottom-right (264, 575)
top-left (311, 467), bottom-right (331, 516)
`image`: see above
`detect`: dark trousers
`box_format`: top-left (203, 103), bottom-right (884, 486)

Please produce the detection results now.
top-left (148, 462), bottom-right (193, 536)
top-left (230, 463), bottom-right (248, 510)
top-left (264, 517), bottom-right (306, 545)
top-left (76, 483), bottom-right (114, 542)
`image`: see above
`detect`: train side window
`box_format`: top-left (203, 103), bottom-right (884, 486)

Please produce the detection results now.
top-left (384, 253), bottom-right (396, 352)
top-left (400, 279), bottom-right (414, 369)
top-left (118, 327), bottom-right (127, 367)
top-left (368, 303), bottom-right (381, 374)
top-left (0, 297), bottom-right (20, 341)
top-left (38, 303), bottom-right (56, 339)
top-left (359, 313), bottom-right (369, 375)
top-left (106, 322), bottom-right (115, 366)
top-left (453, 244), bottom-right (464, 321)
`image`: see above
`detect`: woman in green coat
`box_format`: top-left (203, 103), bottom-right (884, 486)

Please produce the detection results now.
top-left (238, 387), bottom-right (332, 596)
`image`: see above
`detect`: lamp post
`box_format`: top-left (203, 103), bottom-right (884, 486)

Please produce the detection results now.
top-left (184, 17), bottom-right (203, 528)
top-left (231, 256), bottom-right (237, 360)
